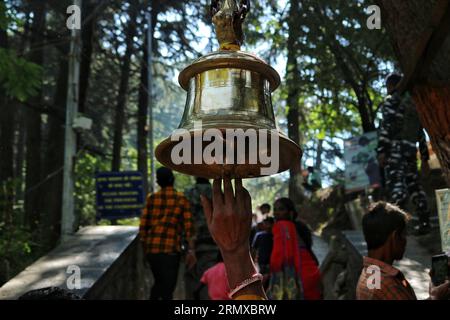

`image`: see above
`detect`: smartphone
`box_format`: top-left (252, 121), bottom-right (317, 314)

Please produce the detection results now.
top-left (431, 254), bottom-right (449, 286)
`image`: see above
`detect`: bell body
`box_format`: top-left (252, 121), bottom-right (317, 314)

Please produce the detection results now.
top-left (155, 50), bottom-right (302, 178)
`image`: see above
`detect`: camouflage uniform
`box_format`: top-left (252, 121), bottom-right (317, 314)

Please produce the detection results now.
top-left (184, 183), bottom-right (219, 300)
top-left (377, 91), bottom-right (430, 225)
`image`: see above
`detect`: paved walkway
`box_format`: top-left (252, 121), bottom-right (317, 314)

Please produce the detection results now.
top-left (174, 261), bottom-right (186, 300)
top-left (394, 236), bottom-right (431, 300)
top-left (312, 235), bottom-right (330, 266)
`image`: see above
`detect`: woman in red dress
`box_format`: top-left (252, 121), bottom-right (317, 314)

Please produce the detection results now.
top-left (267, 198), bottom-right (322, 300)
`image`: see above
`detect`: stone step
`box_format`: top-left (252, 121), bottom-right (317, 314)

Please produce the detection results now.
top-left (312, 235), bottom-right (330, 266)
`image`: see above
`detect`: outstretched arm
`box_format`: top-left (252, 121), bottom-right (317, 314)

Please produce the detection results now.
top-left (201, 178), bottom-right (266, 300)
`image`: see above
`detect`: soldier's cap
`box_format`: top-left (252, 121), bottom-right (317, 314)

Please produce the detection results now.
top-left (385, 72), bottom-right (403, 84)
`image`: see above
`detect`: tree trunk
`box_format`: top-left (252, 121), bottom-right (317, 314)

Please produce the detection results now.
top-left (137, 31), bottom-right (149, 195)
top-left (313, 2), bottom-right (376, 133)
top-left (39, 50), bottom-right (68, 248)
top-left (328, 42), bottom-right (376, 133)
top-left (14, 107), bottom-right (26, 203)
top-left (0, 99), bottom-right (15, 209)
top-left (413, 86), bottom-right (450, 185)
top-left (78, 0), bottom-right (97, 115)
top-left (315, 138), bottom-right (323, 172)
top-left (286, 0), bottom-right (306, 204)
top-left (24, 0), bottom-right (46, 230)
top-left (0, 0), bottom-right (14, 223)
top-left (12, 3), bottom-right (31, 214)
top-left (376, 0), bottom-right (450, 185)
top-left (111, 1), bottom-right (138, 171)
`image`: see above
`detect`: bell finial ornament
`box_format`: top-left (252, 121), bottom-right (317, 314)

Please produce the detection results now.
top-left (211, 0), bottom-right (250, 50)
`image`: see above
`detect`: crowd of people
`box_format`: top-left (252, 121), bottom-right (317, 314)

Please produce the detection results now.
top-left (250, 200), bottom-right (322, 300)
top-left (139, 168), bottom-right (323, 300)
top-left (137, 73), bottom-right (449, 301)
top-left (139, 170), bottom-right (450, 300)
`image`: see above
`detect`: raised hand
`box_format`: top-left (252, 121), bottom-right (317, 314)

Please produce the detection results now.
top-left (200, 177), bottom-right (252, 254)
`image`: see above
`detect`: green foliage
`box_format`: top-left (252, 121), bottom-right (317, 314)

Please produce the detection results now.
top-left (0, 2), bottom-right (42, 100)
top-left (0, 222), bottom-right (33, 261)
top-left (174, 172), bottom-right (195, 194)
top-left (117, 217), bottom-right (140, 226)
top-left (0, 0), bottom-right (402, 286)
top-left (245, 0), bottom-right (395, 185)
top-left (0, 0), bottom-right (7, 30)
top-left (0, 48), bottom-right (42, 101)
top-left (0, 197), bottom-right (40, 286)
top-left (74, 152), bottom-right (110, 226)
top-left (244, 175), bottom-right (289, 212)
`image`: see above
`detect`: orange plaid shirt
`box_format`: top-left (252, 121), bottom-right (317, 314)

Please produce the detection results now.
top-left (356, 256), bottom-right (417, 300)
top-left (139, 186), bottom-right (194, 254)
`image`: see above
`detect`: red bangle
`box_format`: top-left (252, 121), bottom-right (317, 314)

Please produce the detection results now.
top-left (228, 273), bottom-right (263, 299)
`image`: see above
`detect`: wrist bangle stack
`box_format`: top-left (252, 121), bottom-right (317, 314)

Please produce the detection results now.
top-left (228, 273), bottom-right (263, 299)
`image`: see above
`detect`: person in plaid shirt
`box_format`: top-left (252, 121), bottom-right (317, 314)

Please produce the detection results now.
top-left (357, 202), bottom-right (450, 300)
top-left (139, 167), bottom-right (196, 300)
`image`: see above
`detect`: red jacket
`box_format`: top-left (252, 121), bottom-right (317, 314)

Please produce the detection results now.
top-left (270, 220), bottom-right (322, 300)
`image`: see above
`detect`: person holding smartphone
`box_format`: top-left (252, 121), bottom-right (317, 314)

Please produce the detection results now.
top-left (357, 201), bottom-right (450, 300)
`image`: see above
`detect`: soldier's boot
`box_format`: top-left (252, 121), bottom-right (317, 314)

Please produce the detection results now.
top-left (413, 209), bottom-right (431, 236)
top-left (412, 194), bottom-right (431, 235)
top-left (413, 221), bottom-right (431, 235)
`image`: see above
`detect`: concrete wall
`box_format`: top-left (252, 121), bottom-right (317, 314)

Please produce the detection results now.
top-left (0, 226), bottom-right (151, 300)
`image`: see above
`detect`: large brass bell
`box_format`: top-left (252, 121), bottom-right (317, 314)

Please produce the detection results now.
top-left (155, 0), bottom-right (302, 178)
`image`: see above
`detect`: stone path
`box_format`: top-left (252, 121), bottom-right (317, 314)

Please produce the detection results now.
top-left (394, 236), bottom-right (431, 300)
top-left (312, 235), bottom-right (330, 266)
top-left (174, 260), bottom-right (186, 300)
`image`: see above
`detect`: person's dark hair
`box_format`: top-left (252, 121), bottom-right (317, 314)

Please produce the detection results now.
top-left (307, 166), bottom-right (314, 173)
top-left (274, 197), bottom-right (318, 264)
top-left (260, 203), bottom-right (271, 213)
top-left (195, 177), bottom-right (210, 185)
top-left (18, 287), bottom-right (82, 300)
top-left (358, 136), bottom-right (370, 146)
top-left (274, 197), bottom-right (297, 220)
top-left (263, 217), bottom-right (274, 225)
top-left (362, 201), bottom-right (409, 250)
top-left (385, 73), bottom-right (402, 88)
top-left (156, 167), bottom-right (174, 187)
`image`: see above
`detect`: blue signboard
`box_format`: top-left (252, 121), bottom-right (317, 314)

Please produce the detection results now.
top-left (95, 171), bottom-right (145, 220)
